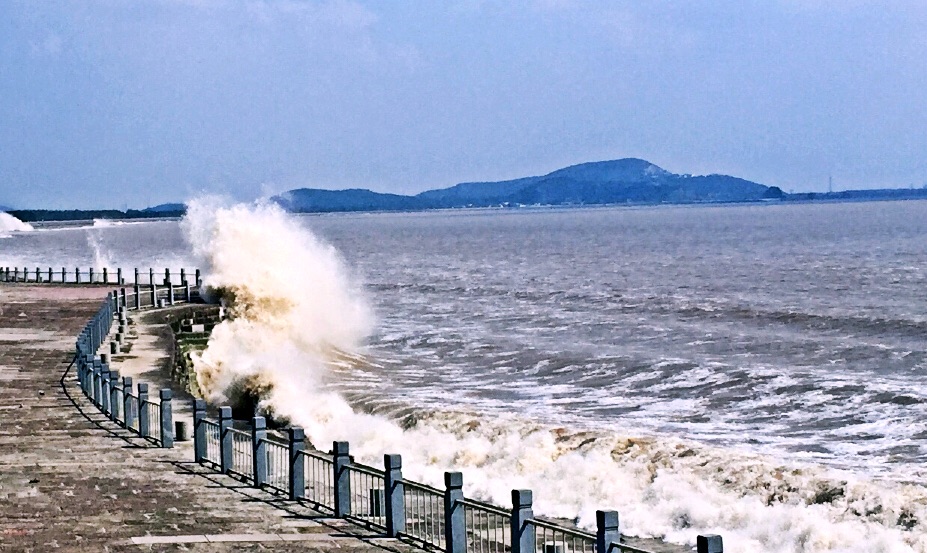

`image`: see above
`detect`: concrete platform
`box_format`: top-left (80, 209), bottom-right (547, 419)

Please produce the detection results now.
top-left (0, 284), bottom-right (420, 553)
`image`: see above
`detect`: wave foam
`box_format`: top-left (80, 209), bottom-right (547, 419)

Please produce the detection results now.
top-left (182, 200), bottom-right (927, 553)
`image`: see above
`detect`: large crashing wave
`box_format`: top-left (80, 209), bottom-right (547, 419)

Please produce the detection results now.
top-left (181, 200), bottom-right (927, 553)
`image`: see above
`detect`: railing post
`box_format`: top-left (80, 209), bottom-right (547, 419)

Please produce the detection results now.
top-left (108, 370), bottom-right (121, 421)
top-left (159, 389), bottom-right (174, 448)
top-left (220, 406), bottom-right (233, 474)
top-left (252, 416), bottom-right (267, 486)
top-left (697, 535), bottom-right (723, 553)
top-left (75, 267), bottom-right (81, 284)
top-left (103, 268), bottom-right (108, 284)
top-left (444, 472), bottom-right (465, 553)
top-left (123, 376), bottom-right (135, 429)
top-left (134, 268), bottom-right (139, 286)
top-left (333, 441), bottom-right (351, 517)
top-left (596, 511), bottom-right (620, 553)
top-left (288, 427), bottom-right (305, 500)
top-left (168, 283), bottom-right (175, 305)
top-left (384, 454), bottom-right (405, 537)
top-left (184, 283), bottom-right (191, 302)
top-left (100, 365), bottom-right (111, 415)
top-left (180, 268), bottom-right (186, 285)
top-left (117, 268), bottom-right (123, 285)
top-left (150, 284), bottom-right (156, 306)
top-left (149, 268), bottom-right (154, 286)
top-left (195, 269), bottom-right (201, 287)
top-left (138, 383), bottom-right (150, 437)
top-left (120, 287), bottom-right (127, 309)
top-left (193, 399), bottom-right (207, 463)
top-left (511, 490), bottom-right (535, 553)
top-left (89, 267), bottom-right (94, 283)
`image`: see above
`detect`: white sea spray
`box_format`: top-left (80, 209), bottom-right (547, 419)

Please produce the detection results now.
top-left (182, 200), bottom-right (927, 553)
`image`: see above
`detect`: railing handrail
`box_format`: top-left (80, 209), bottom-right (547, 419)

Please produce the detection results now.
top-left (529, 517), bottom-right (597, 540)
top-left (347, 461), bottom-right (385, 478)
top-left (458, 497), bottom-right (510, 518)
top-left (399, 478), bottom-right (444, 497)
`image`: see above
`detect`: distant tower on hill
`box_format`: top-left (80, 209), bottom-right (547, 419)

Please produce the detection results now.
top-left (828, 175), bottom-right (833, 194)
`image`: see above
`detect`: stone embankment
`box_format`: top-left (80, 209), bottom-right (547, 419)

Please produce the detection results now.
top-left (0, 284), bottom-right (420, 553)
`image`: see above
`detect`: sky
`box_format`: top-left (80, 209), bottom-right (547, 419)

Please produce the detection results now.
top-left (1, 1), bottom-right (926, 209)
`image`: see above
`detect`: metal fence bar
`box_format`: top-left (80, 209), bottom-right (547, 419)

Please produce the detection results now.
top-left (229, 427), bottom-right (254, 481)
top-left (302, 449), bottom-right (335, 511)
top-left (202, 419), bottom-right (221, 465)
top-left (460, 499), bottom-right (512, 553)
top-left (346, 463), bottom-right (387, 529)
top-left (401, 479), bottom-right (446, 550)
top-left (265, 437), bottom-right (290, 493)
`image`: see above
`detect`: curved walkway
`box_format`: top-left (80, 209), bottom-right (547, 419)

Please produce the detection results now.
top-left (0, 285), bottom-right (418, 553)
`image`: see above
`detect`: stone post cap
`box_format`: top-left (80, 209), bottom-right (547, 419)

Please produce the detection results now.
top-left (288, 427), bottom-right (305, 440)
top-left (219, 406), bottom-right (232, 419)
top-left (596, 510), bottom-right (619, 530)
top-left (123, 376), bottom-right (133, 386)
top-left (159, 389), bottom-right (173, 401)
top-left (512, 489), bottom-right (533, 508)
top-left (137, 383), bottom-right (149, 393)
top-left (193, 398), bottom-right (207, 411)
top-left (332, 441), bottom-right (350, 456)
top-left (384, 454), bottom-right (402, 469)
top-left (252, 416), bottom-right (266, 430)
top-left (445, 471), bottom-right (463, 489)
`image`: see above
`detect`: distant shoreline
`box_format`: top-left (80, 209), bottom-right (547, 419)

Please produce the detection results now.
top-left (7, 192), bottom-right (927, 223)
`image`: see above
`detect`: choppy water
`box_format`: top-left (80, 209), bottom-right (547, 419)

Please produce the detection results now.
top-left (3, 203), bottom-right (927, 481)
top-left (3, 201), bottom-right (927, 551)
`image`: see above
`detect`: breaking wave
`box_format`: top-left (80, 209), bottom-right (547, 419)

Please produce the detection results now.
top-left (182, 200), bottom-right (927, 553)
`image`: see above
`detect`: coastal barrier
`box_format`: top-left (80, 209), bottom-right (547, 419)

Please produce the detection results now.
top-left (189, 409), bottom-right (725, 553)
top-left (5, 268), bottom-right (725, 553)
top-left (70, 276), bottom-right (205, 448)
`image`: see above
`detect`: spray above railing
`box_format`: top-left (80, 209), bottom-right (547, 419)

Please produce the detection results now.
top-left (191, 406), bottom-right (726, 553)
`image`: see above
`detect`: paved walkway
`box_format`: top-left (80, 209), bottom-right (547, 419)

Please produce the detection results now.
top-left (0, 285), bottom-right (419, 553)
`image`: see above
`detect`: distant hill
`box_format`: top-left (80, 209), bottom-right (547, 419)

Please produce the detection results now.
top-left (276, 158), bottom-right (784, 212)
top-left (274, 189), bottom-right (425, 212)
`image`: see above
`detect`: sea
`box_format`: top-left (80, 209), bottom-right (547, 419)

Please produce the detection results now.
top-left (2, 200), bottom-right (926, 552)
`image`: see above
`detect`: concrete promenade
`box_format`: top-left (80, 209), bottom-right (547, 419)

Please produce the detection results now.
top-left (0, 285), bottom-right (419, 553)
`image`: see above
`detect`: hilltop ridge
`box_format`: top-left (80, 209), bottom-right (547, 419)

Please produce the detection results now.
top-left (274, 158), bottom-right (785, 212)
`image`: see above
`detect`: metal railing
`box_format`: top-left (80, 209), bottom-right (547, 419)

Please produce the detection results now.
top-left (0, 266), bottom-right (200, 287)
top-left (302, 450), bottom-right (335, 510)
top-left (402, 478), bottom-right (446, 550)
top-left (229, 427), bottom-right (254, 480)
top-left (202, 419), bottom-right (221, 465)
top-left (186, 408), bottom-right (728, 553)
top-left (347, 463), bottom-right (387, 529)
top-left (461, 499), bottom-right (512, 553)
top-left (124, 392), bottom-right (140, 432)
top-left (264, 437), bottom-right (290, 493)
top-left (144, 399), bottom-right (162, 442)
top-left (530, 518), bottom-right (596, 553)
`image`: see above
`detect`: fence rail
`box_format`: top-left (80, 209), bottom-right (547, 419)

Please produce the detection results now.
top-left (0, 266), bottom-right (200, 287)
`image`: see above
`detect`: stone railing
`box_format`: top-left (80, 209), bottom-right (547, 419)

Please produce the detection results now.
top-left (189, 409), bottom-right (725, 553)
top-left (70, 271), bottom-right (203, 448)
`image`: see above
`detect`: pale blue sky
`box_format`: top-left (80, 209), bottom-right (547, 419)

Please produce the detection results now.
top-left (1, 1), bottom-right (926, 208)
